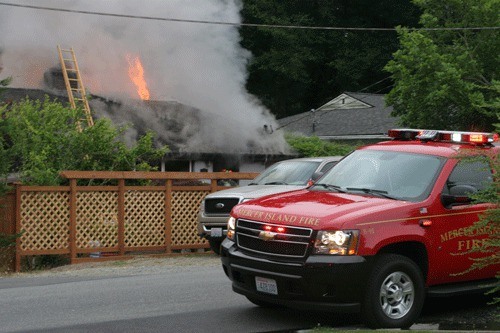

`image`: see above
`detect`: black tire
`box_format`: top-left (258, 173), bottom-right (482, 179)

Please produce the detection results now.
top-left (361, 254), bottom-right (425, 329)
top-left (208, 239), bottom-right (222, 255)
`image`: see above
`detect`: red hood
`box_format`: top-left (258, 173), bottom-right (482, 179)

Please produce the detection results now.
top-left (233, 189), bottom-right (417, 229)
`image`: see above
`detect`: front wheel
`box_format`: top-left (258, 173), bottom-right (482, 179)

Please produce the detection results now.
top-left (361, 254), bottom-right (425, 329)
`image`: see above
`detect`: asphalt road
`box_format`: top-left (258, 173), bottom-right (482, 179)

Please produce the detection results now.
top-left (0, 255), bottom-right (498, 332)
top-left (0, 256), bottom-right (343, 333)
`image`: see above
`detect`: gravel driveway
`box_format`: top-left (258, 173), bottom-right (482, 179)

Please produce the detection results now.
top-left (6, 254), bottom-right (221, 278)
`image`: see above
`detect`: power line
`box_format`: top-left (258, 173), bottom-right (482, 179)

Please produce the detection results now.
top-left (358, 76), bottom-right (392, 93)
top-left (1, 2), bottom-right (499, 32)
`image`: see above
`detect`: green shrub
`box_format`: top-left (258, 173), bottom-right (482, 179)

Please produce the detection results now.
top-left (285, 133), bottom-right (355, 157)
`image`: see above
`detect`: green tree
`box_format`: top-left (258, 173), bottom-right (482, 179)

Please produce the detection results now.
top-left (0, 96), bottom-right (168, 185)
top-left (240, 0), bottom-right (421, 119)
top-left (468, 120), bottom-right (500, 304)
top-left (285, 133), bottom-right (354, 157)
top-left (0, 76), bottom-right (12, 193)
top-left (385, 0), bottom-right (499, 131)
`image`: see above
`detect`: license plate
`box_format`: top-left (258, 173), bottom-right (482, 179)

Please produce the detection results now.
top-left (211, 228), bottom-right (223, 237)
top-left (255, 276), bottom-right (278, 295)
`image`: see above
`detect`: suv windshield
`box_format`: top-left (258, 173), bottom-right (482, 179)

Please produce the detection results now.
top-left (314, 150), bottom-right (445, 202)
top-left (250, 161), bottom-right (321, 186)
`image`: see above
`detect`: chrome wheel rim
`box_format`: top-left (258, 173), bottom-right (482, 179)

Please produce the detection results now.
top-left (379, 271), bottom-right (414, 319)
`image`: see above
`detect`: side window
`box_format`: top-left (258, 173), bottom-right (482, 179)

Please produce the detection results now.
top-left (443, 160), bottom-right (493, 196)
top-left (319, 161), bottom-right (338, 173)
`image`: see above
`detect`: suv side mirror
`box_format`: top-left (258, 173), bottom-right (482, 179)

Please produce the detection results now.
top-left (441, 184), bottom-right (476, 207)
top-left (310, 171), bottom-right (324, 184)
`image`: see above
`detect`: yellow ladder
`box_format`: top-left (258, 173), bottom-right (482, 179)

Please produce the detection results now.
top-left (57, 45), bottom-right (94, 130)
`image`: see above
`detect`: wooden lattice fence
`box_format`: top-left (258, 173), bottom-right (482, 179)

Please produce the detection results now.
top-left (3, 171), bottom-right (258, 271)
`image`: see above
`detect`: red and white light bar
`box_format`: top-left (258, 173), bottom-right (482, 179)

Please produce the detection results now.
top-left (388, 129), bottom-right (499, 145)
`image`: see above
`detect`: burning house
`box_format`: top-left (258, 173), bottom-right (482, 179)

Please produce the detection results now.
top-left (0, 1), bottom-right (295, 174)
top-left (3, 65), bottom-right (294, 174)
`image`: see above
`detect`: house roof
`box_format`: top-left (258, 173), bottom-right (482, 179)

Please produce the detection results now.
top-left (277, 92), bottom-right (400, 140)
top-left (1, 87), bottom-right (294, 158)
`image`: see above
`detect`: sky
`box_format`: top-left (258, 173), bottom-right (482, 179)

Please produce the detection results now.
top-left (0, 0), bottom-right (289, 154)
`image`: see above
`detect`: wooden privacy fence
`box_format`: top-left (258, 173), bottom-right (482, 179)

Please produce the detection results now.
top-left (5, 171), bottom-right (258, 272)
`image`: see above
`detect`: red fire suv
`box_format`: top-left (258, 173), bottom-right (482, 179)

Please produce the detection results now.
top-left (220, 129), bottom-right (499, 329)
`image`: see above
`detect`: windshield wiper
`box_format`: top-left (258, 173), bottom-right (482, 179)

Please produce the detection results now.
top-left (346, 187), bottom-right (397, 200)
top-left (313, 183), bottom-right (347, 193)
top-left (264, 181), bottom-right (288, 185)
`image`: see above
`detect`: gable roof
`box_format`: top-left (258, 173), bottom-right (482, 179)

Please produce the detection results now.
top-left (277, 92), bottom-right (400, 140)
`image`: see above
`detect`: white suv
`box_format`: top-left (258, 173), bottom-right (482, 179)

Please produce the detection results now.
top-left (197, 156), bottom-right (343, 254)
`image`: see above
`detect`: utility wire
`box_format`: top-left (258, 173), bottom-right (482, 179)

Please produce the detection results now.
top-left (1, 2), bottom-right (499, 32)
top-left (357, 76), bottom-right (392, 92)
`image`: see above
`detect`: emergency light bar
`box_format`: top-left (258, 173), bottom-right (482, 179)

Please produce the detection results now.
top-left (388, 129), bottom-right (499, 145)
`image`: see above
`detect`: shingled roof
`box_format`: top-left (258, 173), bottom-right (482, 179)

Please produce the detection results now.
top-left (277, 92), bottom-right (400, 140)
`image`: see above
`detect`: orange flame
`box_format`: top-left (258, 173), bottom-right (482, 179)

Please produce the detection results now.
top-left (126, 54), bottom-right (150, 100)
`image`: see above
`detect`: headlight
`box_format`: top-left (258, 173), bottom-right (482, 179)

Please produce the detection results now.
top-left (199, 200), bottom-right (205, 213)
top-left (313, 230), bottom-right (359, 255)
top-left (227, 216), bottom-right (236, 240)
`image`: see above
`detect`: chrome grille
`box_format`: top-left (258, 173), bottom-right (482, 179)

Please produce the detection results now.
top-left (236, 219), bottom-right (313, 258)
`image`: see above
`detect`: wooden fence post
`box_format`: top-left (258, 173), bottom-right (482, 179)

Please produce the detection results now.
top-left (69, 179), bottom-right (77, 263)
top-left (165, 179), bottom-right (172, 253)
top-left (118, 179), bottom-right (125, 256)
top-left (14, 184), bottom-right (21, 272)
top-left (210, 179), bottom-right (218, 193)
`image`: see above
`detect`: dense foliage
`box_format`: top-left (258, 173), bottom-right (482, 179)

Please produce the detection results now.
top-left (0, 96), bottom-right (168, 186)
top-left (285, 133), bottom-right (355, 157)
top-left (470, 121), bottom-right (500, 303)
top-left (385, 0), bottom-right (499, 131)
top-left (240, 0), bottom-right (421, 119)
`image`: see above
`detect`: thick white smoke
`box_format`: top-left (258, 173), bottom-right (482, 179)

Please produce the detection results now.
top-left (0, 0), bottom-right (289, 154)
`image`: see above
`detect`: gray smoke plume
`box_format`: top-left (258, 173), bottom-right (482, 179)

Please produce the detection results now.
top-left (0, 0), bottom-right (289, 154)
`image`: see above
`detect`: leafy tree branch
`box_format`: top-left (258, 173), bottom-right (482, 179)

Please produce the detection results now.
top-left (0, 96), bottom-right (168, 186)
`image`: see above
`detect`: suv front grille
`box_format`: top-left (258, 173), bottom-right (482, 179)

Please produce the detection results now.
top-left (204, 198), bottom-right (240, 215)
top-left (236, 219), bottom-right (313, 258)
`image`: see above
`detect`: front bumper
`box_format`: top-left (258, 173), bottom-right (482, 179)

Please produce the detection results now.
top-left (220, 238), bottom-right (370, 313)
top-left (197, 212), bottom-right (229, 239)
